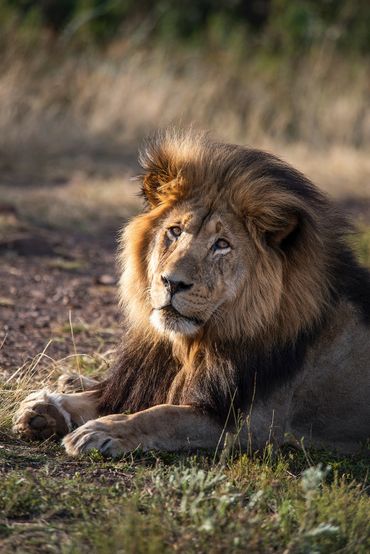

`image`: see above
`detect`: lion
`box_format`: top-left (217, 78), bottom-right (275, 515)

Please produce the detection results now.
top-left (13, 129), bottom-right (370, 457)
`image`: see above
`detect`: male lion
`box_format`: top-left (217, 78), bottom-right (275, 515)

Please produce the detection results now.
top-left (13, 130), bottom-right (370, 456)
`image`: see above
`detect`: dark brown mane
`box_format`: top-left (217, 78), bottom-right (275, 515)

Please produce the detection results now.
top-left (98, 330), bottom-right (178, 415)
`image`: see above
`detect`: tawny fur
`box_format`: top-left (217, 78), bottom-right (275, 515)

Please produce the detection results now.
top-left (13, 129), bottom-right (370, 457)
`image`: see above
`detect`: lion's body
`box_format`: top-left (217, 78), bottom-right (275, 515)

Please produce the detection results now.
top-left (233, 301), bottom-right (370, 453)
top-left (13, 130), bottom-right (370, 456)
top-left (288, 301), bottom-right (370, 452)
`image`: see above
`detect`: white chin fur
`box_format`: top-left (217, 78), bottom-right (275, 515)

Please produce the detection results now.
top-left (150, 310), bottom-right (199, 337)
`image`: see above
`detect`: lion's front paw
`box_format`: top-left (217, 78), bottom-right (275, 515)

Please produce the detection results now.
top-left (13, 390), bottom-right (72, 441)
top-left (63, 420), bottom-right (126, 458)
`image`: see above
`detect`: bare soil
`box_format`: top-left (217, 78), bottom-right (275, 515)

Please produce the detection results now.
top-left (0, 222), bottom-right (121, 379)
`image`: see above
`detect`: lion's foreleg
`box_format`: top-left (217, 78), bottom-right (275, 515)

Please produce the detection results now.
top-left (13, 390), bottom-right (99, 441)
top-left (63, 404), bottom-right (224, 457)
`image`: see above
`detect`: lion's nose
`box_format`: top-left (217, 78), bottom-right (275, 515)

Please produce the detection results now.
top-left (161, 275), bottom-right (193, 296)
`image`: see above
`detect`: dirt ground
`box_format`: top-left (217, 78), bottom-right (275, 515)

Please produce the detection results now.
top-left (0, 228), bottom-right (121, 377)
top-left (0, 140), bottom-right (142, 383)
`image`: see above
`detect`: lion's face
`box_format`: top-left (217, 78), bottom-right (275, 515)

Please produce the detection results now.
top-left (148, 203), bottom-right (255, 336)
top-left (121, 130), bottom-right (332, 344)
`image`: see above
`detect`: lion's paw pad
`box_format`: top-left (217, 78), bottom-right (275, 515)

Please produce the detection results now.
top-left (13, 391), bottom-right (71, 440)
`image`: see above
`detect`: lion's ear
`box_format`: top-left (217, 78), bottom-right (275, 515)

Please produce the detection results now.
top-left (142, 170), bottom-right (184, 208)
top-left (267, 214), bottom-right (299, 248)
top-left (141, 165), bottom-right (180, 208)
top-left (142, 172), bottom-right (163, 208)
top-left (139, 133), bottom-right (187, 208)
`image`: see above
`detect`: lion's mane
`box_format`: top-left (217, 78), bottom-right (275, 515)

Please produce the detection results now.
top-left (98, 130), bottom-right (370, 422)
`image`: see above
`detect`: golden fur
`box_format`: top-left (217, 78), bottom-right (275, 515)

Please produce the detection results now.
top-left (13, 129), bottom-right (370, 456)
top-left (123, 129), bottom-right (342, 344)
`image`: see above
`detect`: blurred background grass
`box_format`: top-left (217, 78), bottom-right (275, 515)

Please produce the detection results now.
top-left (1, 0), bottom-right (369, 165)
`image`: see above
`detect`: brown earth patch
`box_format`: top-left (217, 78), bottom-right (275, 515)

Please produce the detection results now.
top-left (0, 227), bottom-right (121, 379)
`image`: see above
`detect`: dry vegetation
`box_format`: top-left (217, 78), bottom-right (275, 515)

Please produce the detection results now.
top-left (1, 41), bottom-right (370, 160)
top-left (0, 35), bottom-right (370, 554)
top-left (1, 41), bottom-right (370, 227)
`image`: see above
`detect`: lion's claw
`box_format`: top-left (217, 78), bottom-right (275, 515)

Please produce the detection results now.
top-left (63, 421), bottom-right (126, 458)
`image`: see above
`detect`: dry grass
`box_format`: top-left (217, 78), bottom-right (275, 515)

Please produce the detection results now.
top-left (0, 41), bottom-right (369, 177)
top-left (1, 43), bottom-right (369, 216)
top-left (0, 339), bottom-right (109, 431)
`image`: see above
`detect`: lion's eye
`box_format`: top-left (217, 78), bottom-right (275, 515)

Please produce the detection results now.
top-left (167, 226), bottom-right (182, 239)
top-left (213, 238), bottom-right (230, 251)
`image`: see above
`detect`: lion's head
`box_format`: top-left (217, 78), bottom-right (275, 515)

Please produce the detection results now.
top-left (148, 203), bottom-right (256, 337)
top-left (120, 129), bottom-right (346, 346)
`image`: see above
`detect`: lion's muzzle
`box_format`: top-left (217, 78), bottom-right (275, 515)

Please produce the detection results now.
top-left (161, 274), bottom-right (194, 297)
